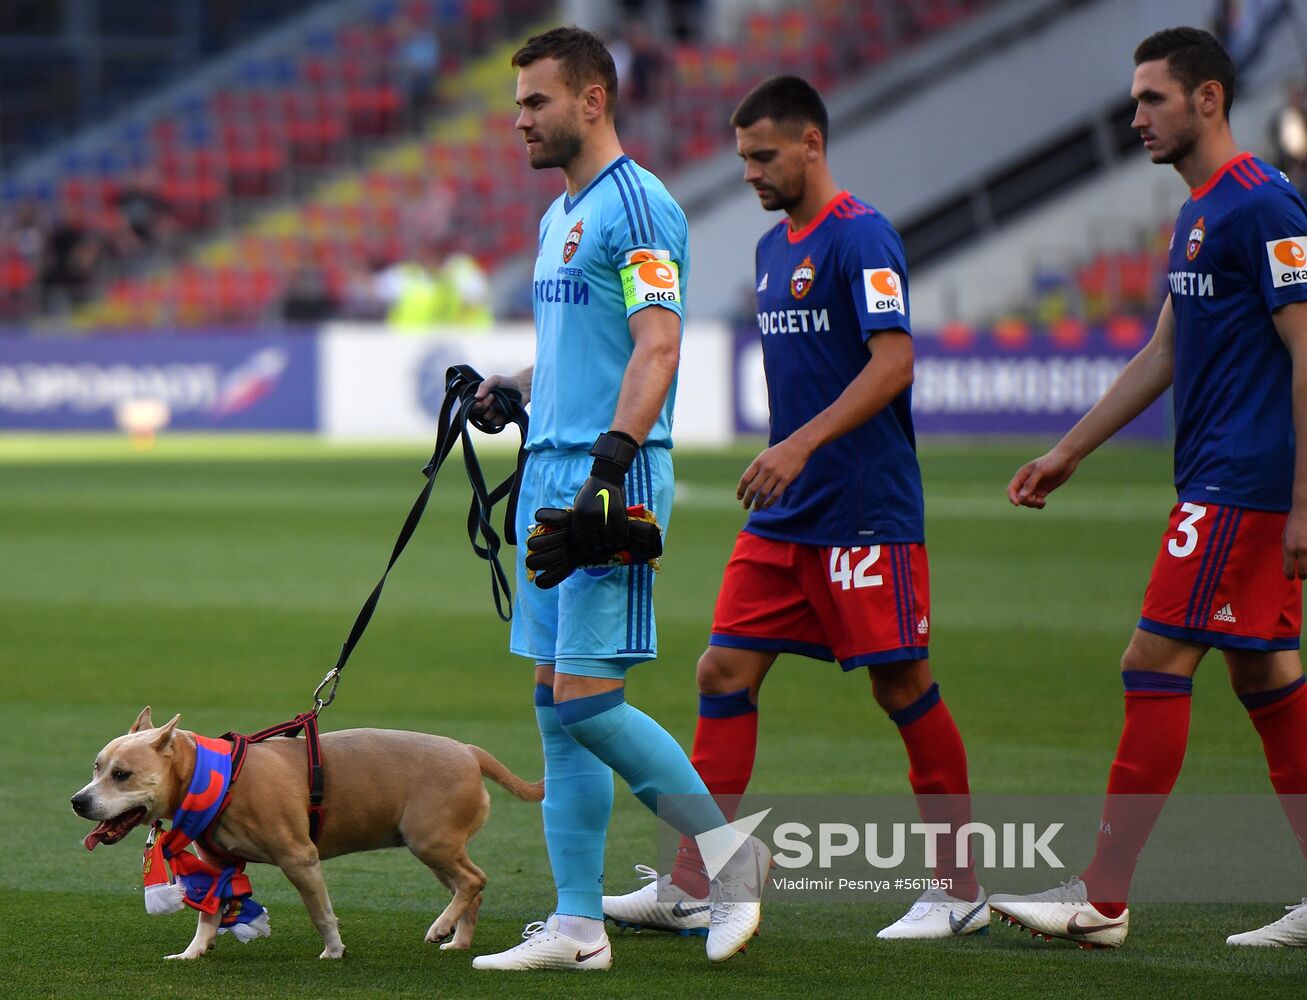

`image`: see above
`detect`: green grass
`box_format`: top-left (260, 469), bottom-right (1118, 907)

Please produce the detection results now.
top-left (2, 436), bottom-right (1303, 998)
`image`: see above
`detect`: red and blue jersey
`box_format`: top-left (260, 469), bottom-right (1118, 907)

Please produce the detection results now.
top-left (1167, 153), bottom-right (1307, 511)
top-left (746, 191), bottom-right (923, 546)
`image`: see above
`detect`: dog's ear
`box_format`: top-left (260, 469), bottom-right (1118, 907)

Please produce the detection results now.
top-left (151, 714), bottom-right (181, 750)
top-left (130, 706), bottom-right (154, 733)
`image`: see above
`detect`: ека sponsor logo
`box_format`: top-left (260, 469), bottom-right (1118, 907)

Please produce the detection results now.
top-left (862, 268), bottom-right (905, 315)
top-left (1267, 237), bottom-right (1307, 286)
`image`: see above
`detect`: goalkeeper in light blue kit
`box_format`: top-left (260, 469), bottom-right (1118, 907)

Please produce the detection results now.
top-left (470, 27), bottom-right (768, 971)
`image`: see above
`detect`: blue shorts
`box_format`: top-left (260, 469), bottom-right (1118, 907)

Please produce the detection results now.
top-left (510, 445), bottom-right (673, 674)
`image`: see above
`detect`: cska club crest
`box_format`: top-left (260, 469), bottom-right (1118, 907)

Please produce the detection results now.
top-left (1186, 217), bottom-right (1205, 261)
top-left (790, 255), bottom-right (815, 299)
top-left (563, 219), bottom-right (584, 263)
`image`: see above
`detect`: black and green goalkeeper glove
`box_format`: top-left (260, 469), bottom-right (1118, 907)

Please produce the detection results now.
top-left (570, 430), bottom-right (639, 561)
top-left (525, 505), bottom-right (663, 589)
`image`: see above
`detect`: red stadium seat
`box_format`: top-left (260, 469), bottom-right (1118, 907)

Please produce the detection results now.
top-left (346, 84), bottom-right (403, 137)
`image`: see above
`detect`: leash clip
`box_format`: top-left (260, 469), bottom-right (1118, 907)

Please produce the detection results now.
top-left (312, 668), bottom-right (341, 712)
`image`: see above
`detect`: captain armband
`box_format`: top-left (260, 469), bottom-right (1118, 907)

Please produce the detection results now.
top-left (621, 249), bottom-right (681, 309)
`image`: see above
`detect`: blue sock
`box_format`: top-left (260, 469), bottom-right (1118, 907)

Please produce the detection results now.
top-left (534, 683), bottom-right (613, 919)
top-left (557, 689), bottom-right (726, 838)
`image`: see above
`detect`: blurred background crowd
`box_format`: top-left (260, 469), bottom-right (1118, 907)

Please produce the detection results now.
top-left (0, 0), bottom-right (1303, 336)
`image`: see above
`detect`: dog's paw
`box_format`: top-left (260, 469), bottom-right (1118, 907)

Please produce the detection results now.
top-left (163, 948), bottom-right (206, 960)
top-left (424, 921), bottom-right (455, 945)
top-left (318, 944), bottom-right (346, 959)
top-left (438, 939), bottom-right (469, 951)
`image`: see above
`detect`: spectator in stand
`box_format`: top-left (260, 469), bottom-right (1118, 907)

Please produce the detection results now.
top-left (340, 256), bottom-right (390, 321)
top-left (280, 262), bottom-right (339, 324)
top-left (1212, 0), bottom-right (1290, 69)
top-left (40, 207), bottom-right (103, 311)
top-left (1269, 81), bottom-right (1307, 193)
top-left (608, 21), bottom-right (668, 109)
top-left (113, 167), bottom-right (179, 252)
top-left (625, 21), bottom-right (668, 106)
top-left (618, 0), bottom-right (706, 43)
top-left (394, 9), bottom-right (442, 118)
top-left (2, 199), bottom-right (49, 274)
top-left (606, 27), bottom-right (634, 96)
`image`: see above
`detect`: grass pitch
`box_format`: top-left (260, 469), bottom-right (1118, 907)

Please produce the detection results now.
top-left (1, 436), bottom-right (1303, 998)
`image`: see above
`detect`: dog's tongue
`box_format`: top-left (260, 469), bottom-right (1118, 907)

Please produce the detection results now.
top-left (83, 822), bottom-right (112, 851)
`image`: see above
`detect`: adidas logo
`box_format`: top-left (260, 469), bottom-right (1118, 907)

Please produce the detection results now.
top-left (917, 616), bottom-right (929, 635)
top-left (757, 273), bottom-right (769, 292)
top-left (1212, 603), bottom-right (1237, 623)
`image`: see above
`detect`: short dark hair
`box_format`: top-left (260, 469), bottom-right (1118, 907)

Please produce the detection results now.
top-left (1134, 26), bottom-right (1236, 117)
top-left (511, 26), bottom-right (619, 118)
top-left (730, 75), bottom-right (829, 148)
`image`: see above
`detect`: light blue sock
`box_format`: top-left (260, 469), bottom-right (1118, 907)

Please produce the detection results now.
top-left (534, 683), bottom-right (613, 919)
top-left (557, 689), bottom-right (727, 838)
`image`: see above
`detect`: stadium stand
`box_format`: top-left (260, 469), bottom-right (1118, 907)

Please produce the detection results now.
top-left (674, 0), bottom-right (1304, 327)
top-left (0, 0), bottom-right (330, 172)
top-left (0, 0), bottom-right (997, 328)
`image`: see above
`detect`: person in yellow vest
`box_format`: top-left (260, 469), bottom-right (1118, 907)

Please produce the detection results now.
top-left (377, 238), bottom-right (492, 331)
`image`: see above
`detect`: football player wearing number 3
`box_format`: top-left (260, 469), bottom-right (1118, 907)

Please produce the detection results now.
top-left (602, 75), bottom-right (987, 942)
top-left (993, 28), bottom-right (1307, 949)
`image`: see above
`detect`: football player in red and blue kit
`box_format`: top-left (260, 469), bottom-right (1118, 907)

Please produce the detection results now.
top-left (993, 27), bottom-right (1307, 949)
top-left (602, 75), bottom-right (987, 941)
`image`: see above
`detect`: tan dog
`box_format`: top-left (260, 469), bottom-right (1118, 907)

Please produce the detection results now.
top-left (71, 707), bottom-right (542, 960)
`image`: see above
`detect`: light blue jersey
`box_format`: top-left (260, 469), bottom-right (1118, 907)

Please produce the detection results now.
top-left (527, 154), bottom-right (689, 452)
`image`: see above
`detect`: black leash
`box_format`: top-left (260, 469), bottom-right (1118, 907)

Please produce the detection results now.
top-left (310, 365), bottom-right (529, 714)
top-left (205, 367), bottom-right (527, 848)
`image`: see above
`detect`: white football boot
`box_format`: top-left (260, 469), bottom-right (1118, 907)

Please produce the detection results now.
top-left (1227, 899), bottom-right (1307, 947)
top-left (988, 877), bottom-right (1129, 949)
top-left (602, 864), bottom-right (710, 936)
top-left (471, 915), bottom-right (612, 971)
top-left (706, 836), bottom-right (771, 962)
top-left (877, 885), bottom-right (991, 940)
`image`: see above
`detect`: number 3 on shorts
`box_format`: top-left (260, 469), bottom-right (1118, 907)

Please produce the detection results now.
top-left (1168, 502), bottom-right (1207, 558)
top-left (828, 546), bottom-right (883, 590)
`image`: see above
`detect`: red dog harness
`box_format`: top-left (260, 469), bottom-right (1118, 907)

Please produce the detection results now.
top-left (195, 711), bottom-right (326, 862)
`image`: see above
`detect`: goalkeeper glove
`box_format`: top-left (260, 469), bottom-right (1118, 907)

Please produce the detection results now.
top-left (571, 430), bottom-right (638, 561)
top-left (525, 505), bottom-right (663, 589)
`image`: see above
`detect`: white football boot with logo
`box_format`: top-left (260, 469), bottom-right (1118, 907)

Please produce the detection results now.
top-left (471, 915), bottom-right (612, 971)
top-left (602, 864), bottom-right (711, 936)
top-left (988, 877), bottom-right (1129, 949)
top-left (877, 885), bottom-right (991, 940)
top-left (1227, 899), bottom-right (1307, 947)
top-left (706, 836), bottom-right (771, 962)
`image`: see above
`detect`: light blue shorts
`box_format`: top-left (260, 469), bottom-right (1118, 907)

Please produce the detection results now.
top-left (510, 445), bottom-right (673, 676)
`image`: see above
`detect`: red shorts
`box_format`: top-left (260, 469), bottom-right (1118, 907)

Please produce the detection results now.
top-left (1138, 502), bottom-right (1302, 651)
top-left (709, 530), bottom-right (930, 669)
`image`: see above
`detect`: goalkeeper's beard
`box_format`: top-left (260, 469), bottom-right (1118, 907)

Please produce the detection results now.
top-left (527, 122), bottom-right (584, 171)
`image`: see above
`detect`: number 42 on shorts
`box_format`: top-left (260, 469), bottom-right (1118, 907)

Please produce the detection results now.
top-left (828, 546), bottom-right (883, 590)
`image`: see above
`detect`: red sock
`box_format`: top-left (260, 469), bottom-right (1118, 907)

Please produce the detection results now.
top-left (1081, 671), bottom-right (1192, 918)
top-left (1245, 679), bottom-right (1307, 861)
top-left (891, 684), bottom-right (979, 901)
top-left (669, 689), bottom-right (758, 897)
